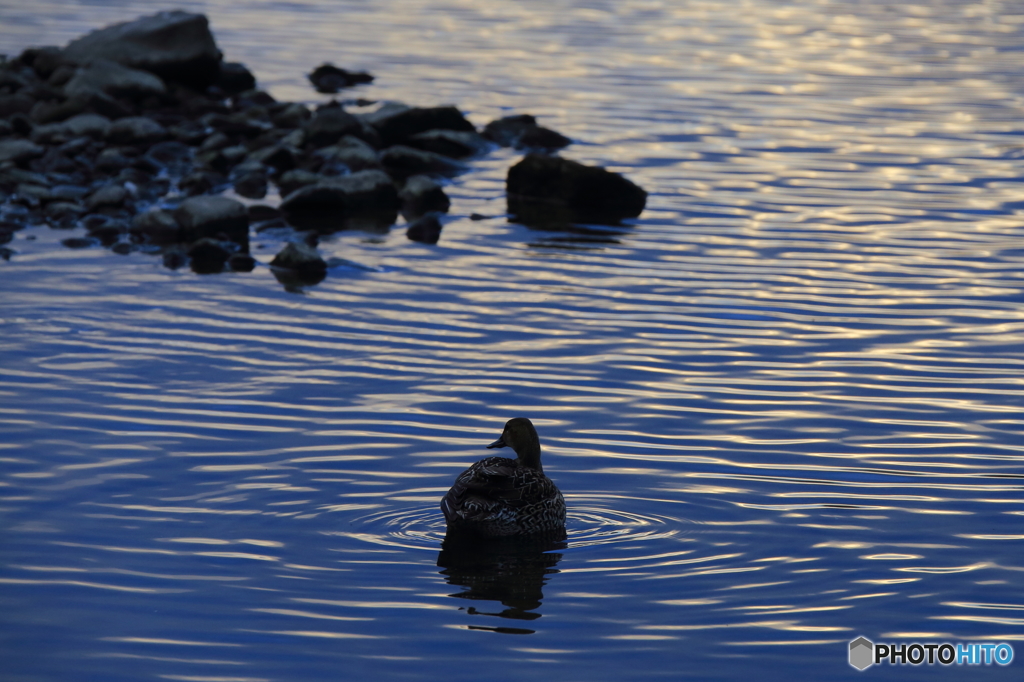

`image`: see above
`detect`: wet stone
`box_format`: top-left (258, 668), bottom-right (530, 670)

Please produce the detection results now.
top-left (85, 183), bottom-right (128, 211)
top-left (174, 194), bottom-right (249, 245)
top-left (380, 145), bottom-right (464, 180)
top-left (307, 63), bottom-right (374, 94)
top-left (107, 116), bottom-right (168, 145)
top-left (405, 213), bottom-right (443, 245)
top-left (187, 237), bottom-right (232, 273)
top-left (399, 174), bottom-right (450, 220)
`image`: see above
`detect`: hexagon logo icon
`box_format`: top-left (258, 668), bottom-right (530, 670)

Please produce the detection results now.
top-left (849, 636), bottom-right (874, 671)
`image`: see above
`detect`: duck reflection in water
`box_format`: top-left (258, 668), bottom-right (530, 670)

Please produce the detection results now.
top-left (438, 418), bottom-right (567, 633)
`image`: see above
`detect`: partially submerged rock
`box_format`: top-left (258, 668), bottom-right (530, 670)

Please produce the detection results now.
top-left (174, 195), bottom-right (249, 245)
top-left (399, 174), bottom-right (450, 220)
top-left (280, 169), bottom-right (398, 231)
top-left (363, 104), bottom-right (475, 147)
top-left (507, 154), bottom-right (647, 225)
top-left (483, 114), bottom-right (571, 151)
top-left (307, 63), bottom-right (373, 93)
top-left (406, 213), bottom-right (443, 245)
top-left (270, 240), bottom-right (327, 285)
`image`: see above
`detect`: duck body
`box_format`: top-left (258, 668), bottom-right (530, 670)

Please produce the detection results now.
top-left (441, 418), bottom-right (566, 538)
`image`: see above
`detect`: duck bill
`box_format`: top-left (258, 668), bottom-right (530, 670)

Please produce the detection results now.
top-left (486, 436), bottom-right (506, 449)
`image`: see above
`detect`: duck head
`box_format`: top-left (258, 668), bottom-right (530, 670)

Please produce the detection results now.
top-left (487, 417), bottom-right (543, 471)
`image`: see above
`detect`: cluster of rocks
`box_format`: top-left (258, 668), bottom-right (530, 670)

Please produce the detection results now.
top-left (0, 11), bottom-right (647, 283)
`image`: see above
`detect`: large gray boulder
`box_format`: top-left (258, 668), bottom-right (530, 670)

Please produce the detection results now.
top-left (174, 195), bottom-right (248, 245)
top-left (61, 11), bottom-right (222, 88)
top-left (506, 153), bottom-right (647, 226)
top-left (280, 169), bottom-right (398, 231)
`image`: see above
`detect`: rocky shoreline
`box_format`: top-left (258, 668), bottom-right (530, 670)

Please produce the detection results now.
top-left (0, 11), bottom-right (647, 284)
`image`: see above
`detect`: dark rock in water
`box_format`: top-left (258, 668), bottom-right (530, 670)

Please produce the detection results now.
top-left (506, 153), bottom-right (646, 225)
top-left (247, 144), bottom-right (297, 173)
top-left (0, 93), bottom-right (35, 118)
top-left (270, 240), bottom-right (327, 277)
top-left (24, 46), bottom-right (67, 80)
top-left (95, 148), bottom-right (132, 174)
top-left (380, 145), bottom-right (464, 179)
top-left (110, 241), bottom-right (134, 255)
top-left (0, 139), bottom-right (45, 165)
top-left (233, 170), bottom-right (268, 199)
top-left (217, 62), bottom-right (256, 94)
top-left (0, 246), bottom-right (14, 260)
top-left (130, 208), bottom-right (180, 245)
top-left (312, 136), bottom-right (380, 173)
top-left (277, 169), bottom-right (322, 197)
top-left (46, 201), bottom-right (87, 223)
top-left (178, 170), bottom-right (223, 196)
top-left (280, 169), bottom-right (398, 231)
top-left (32, 113), bottom-right (112, 143)
top-left (174, 195), bottom-right (249, 245)
top-left (162, 246), bottom-right (187, 269)
top-left (187, 237), bottom-right (231, 273)
top-left (406, 129), bottom-right (489, 158)
top-left (228, 252), bottom-right (256, 272)
top-left (307, 63), bottom-right (374, 94)
top-left (363, 103), bottom-right (475, 147)
top-left (63, 59), bottom-right (167, 101)
top-left (85, 183), bottom-right (128, 211)
top-left (483, 114), bottom-right (570, 150)
top-left (516, 126), bottom-right (572, 151)
top-left (107, 116), bottom-right (168, 145)
top-left (399, 174), bottom-right (450, 220)
top-left (61, 236), bottom-right (98, 249)
top-left (269, 102), bottom-right (311, 129)
top-left (247, 204), bottom-right (281, 223)
top-left (61, 11), bottom-right (223, 88)
top-left (482, 114), bottom-right (537, 146)
top-left (303, 107), bottom-right (362, 149)
top-left (405, 213), bottom-right (443, 245)
top-left (87, 221), bottom-right (126, 246)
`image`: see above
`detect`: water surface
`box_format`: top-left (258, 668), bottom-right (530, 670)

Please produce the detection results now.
top-left (2, 1), bottom-right (1024, 680)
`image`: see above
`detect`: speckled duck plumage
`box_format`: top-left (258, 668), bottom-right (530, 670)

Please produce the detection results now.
top-left (441, 418), bottom-right (566, 538)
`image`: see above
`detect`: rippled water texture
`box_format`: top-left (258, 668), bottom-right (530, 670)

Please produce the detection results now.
top-left (3, 1), bottom-right (1024, 680)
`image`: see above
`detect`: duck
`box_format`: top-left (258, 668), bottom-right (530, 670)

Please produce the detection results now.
top-left (441, 418), bottom-right (566, 538)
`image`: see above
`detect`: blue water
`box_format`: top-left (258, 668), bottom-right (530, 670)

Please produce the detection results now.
top-left (2, 1), bottom-right (1024, 680)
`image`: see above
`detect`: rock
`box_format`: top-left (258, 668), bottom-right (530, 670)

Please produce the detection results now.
top-left (227, 252), bottom-right (256, 272)
top-left (247, 204), bottom-right (281, 223)
top-left (187, 238), bottom-right (231, 273)
top-left (0, 139), bottom-right (46, 165)
top-left (303, 106), bottom-right (362, 148)
top-left (63, 59), bottom-right (167, 100)
top-left (62, 236), bottom-right (98, 249)
top-left (506, 154), bottom-right (647, 225)
top-left (307, 63), bottom-right (373, 93)
top-left (405, 213), bottom-right (443, 245)
top-left (313, 136), bottom-right (380, 173)
top-left (32, 113), bottom-right (112, 143)
top-left (0, 93), bottom-right (35, 118)
top-left (399, 174), bottom-right (450, 220)
top-left (178, 170), bottom-right (223, 195)
top-left (247, 144), bottom-right (297, 173)
top-left (217, 62), bottom-right (256, 94)
top-left (277, 169), bottom-right (321, 197)
top-left (482, 114), bottom-right (571, 150)
top-left (107, 116), bottom-right (167, 145)
top-left (130, 208), bottom-right (180, 244)
top-left (280, 169), bottom-right (398, 231)
top-left (26, 46), bottom-right (67, 80)
top-left (86, 220), bottom-right (126, 246)
top-left (269, 102), bottom-right (310, 129)
top-left (406, 129), bottom-right (489, 158)
top-left (61, 11), bottom-right (222, 88)
top-left (270, 240), bottom-right (327, 277)
top-left (95, 148), bottom-right (132, 173)
top-left (174, 195), bottom-right (248, 245)
top-left (85, 183), bottom-right (128, 210)
top-left (482, 114), bottom-right (537, 146)
top-left (162, 246), bottom-right (188, 269)
top-left (363, 103), bottom-right (476, 147)
top-left (380, 145), bottom-right (464, 179)
top-left (516, 126), bottom-right (572, 150)
top-left (233, 170), bottom-right (267, 199)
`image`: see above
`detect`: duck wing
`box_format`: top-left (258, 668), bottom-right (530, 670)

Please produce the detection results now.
top-left (441, 457), bottom-right (527, 523)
